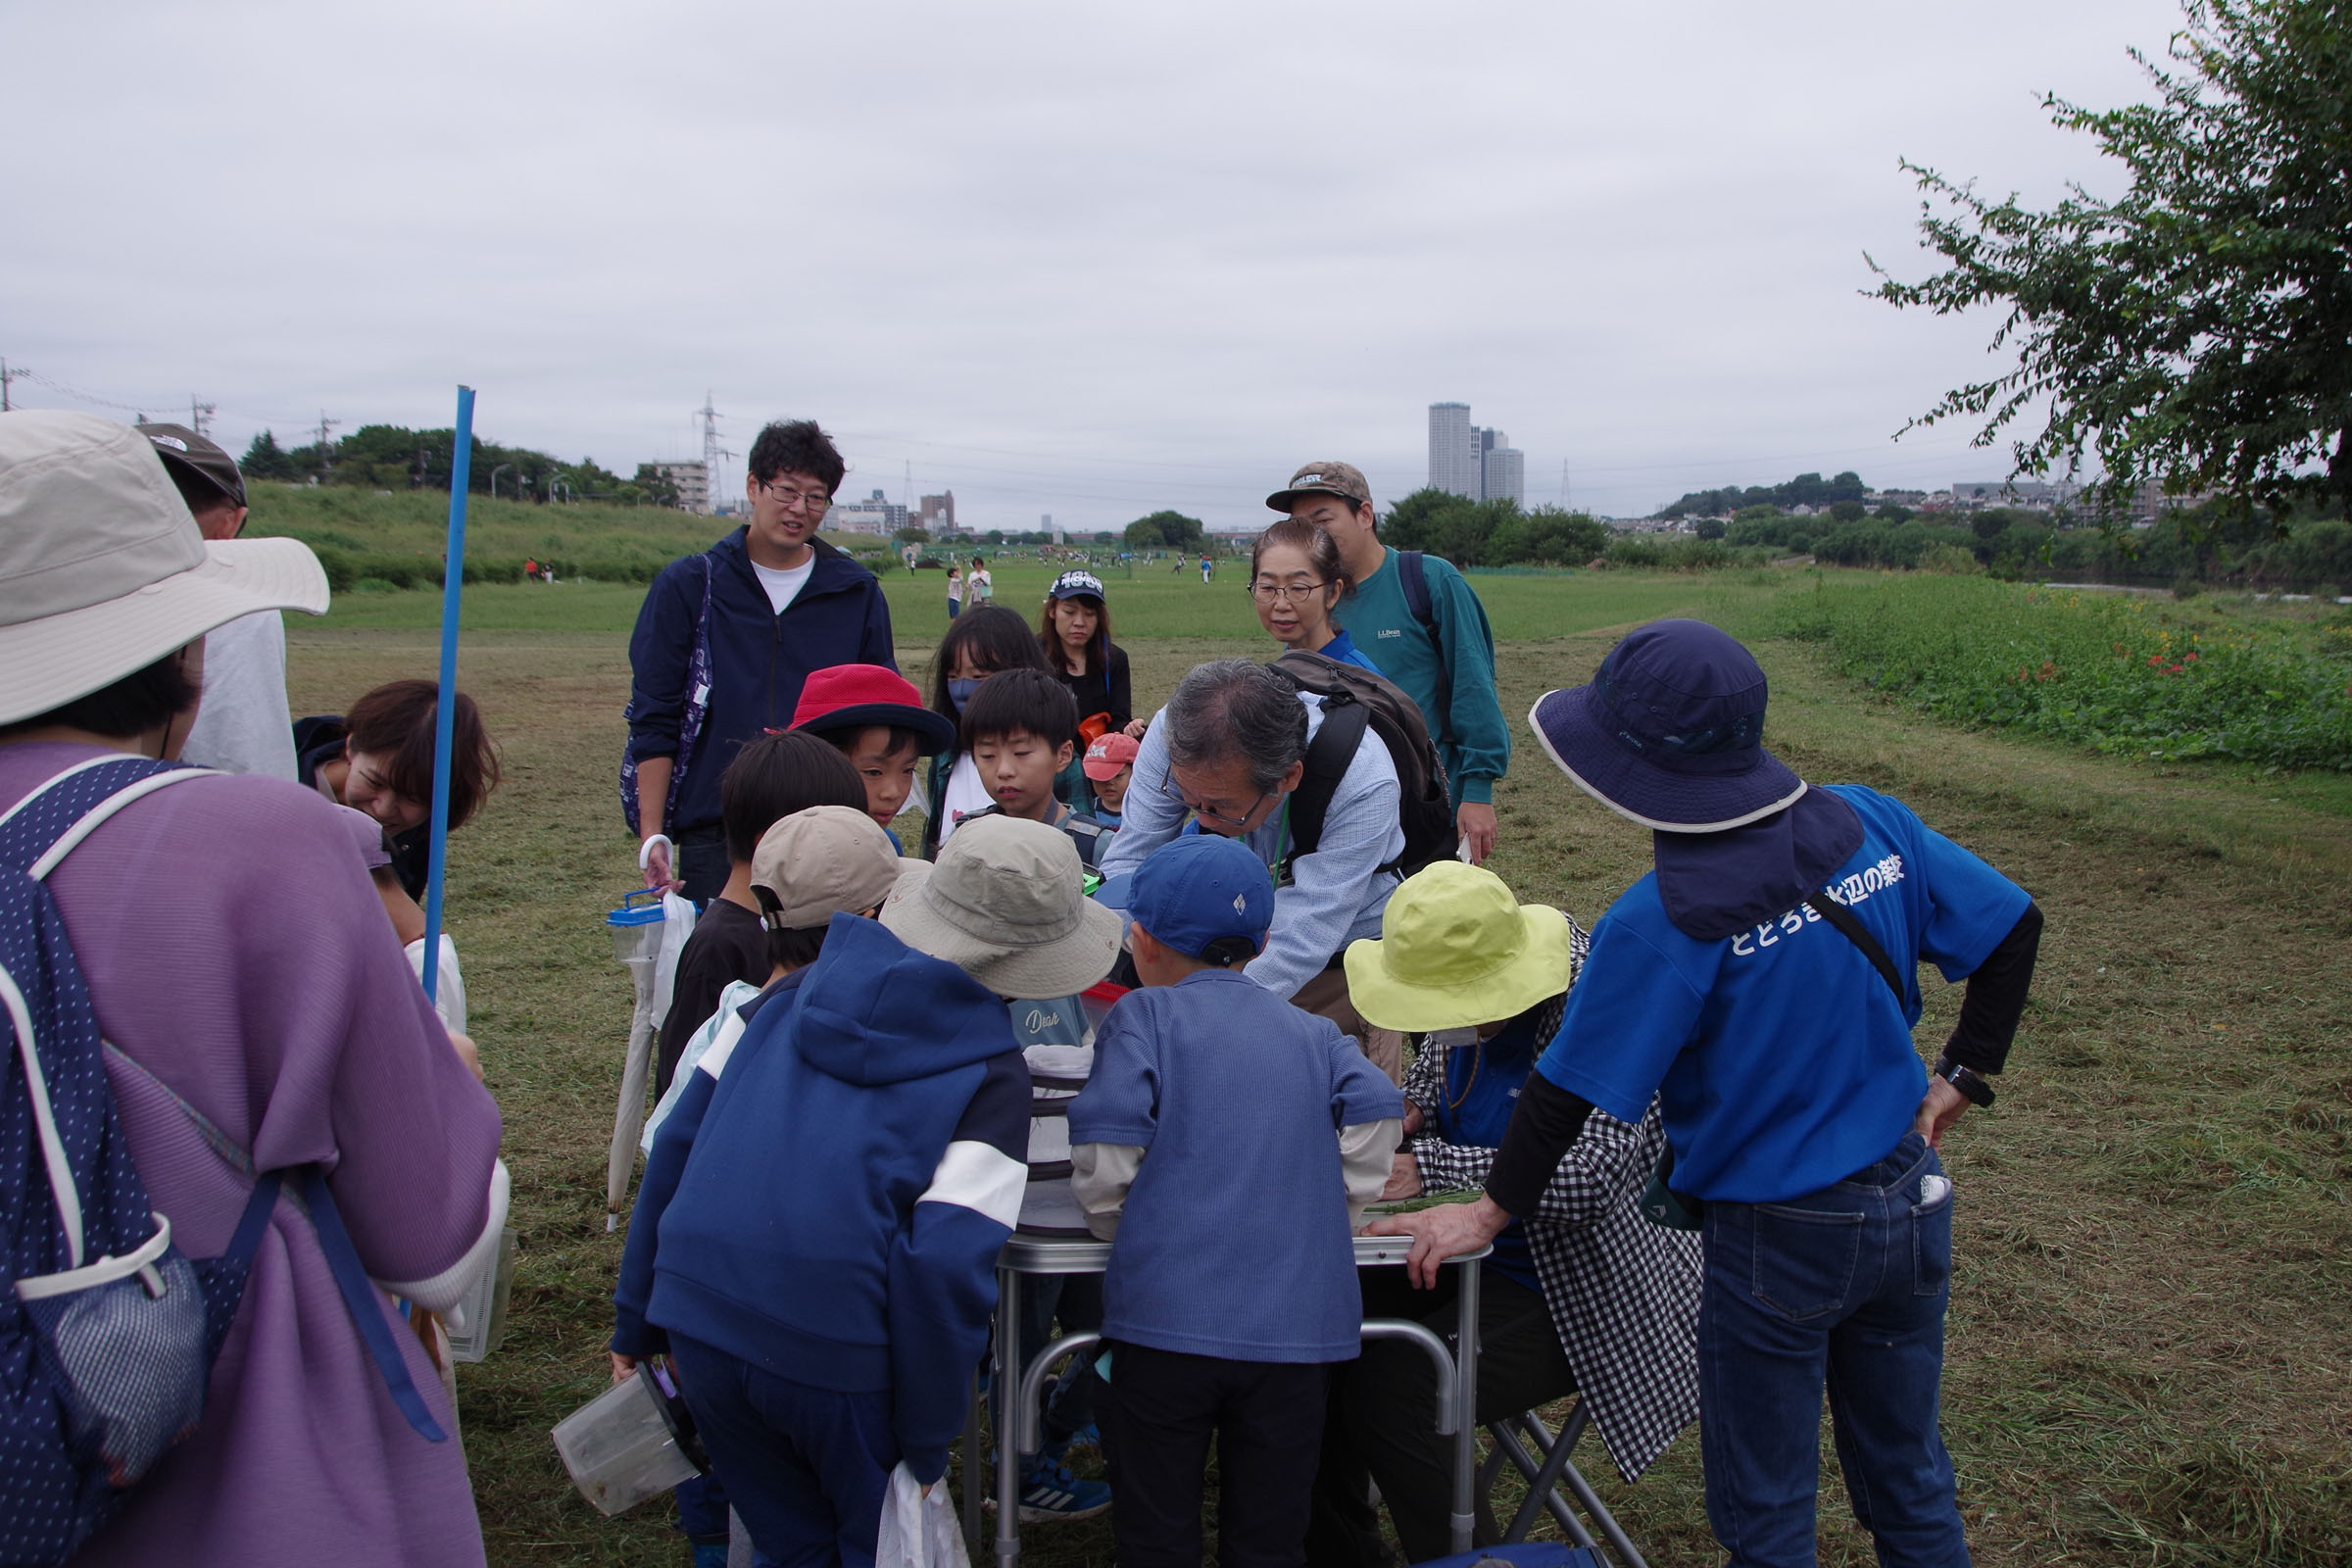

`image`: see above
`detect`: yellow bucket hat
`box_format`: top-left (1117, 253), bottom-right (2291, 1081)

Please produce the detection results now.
top-left (1344, 861), bottom-right (1572, 1032)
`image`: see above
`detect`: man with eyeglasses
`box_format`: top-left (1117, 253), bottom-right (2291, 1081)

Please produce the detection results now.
top-left (626, 418), bottom-right (896, 903)
top-left (1270, 462), bottom-right (1509, 864)
top-left (1096, 657), bottom-right (1409, 1081)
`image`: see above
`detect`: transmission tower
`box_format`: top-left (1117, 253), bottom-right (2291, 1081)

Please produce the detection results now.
top-left (190, 397), bottom-right (217, 438)
top-left (697, 392), bottom-right (735, 511)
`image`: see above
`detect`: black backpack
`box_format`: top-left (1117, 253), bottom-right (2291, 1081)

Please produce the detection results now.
top-left (1269, 649), bottom-right (1458, 879)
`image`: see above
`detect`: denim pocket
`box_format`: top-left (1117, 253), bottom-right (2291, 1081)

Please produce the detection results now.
top-left (1750, 1203), bottom-right (1865, 1321)
top-left (1912, 1173), bottom-right (1954, 1298)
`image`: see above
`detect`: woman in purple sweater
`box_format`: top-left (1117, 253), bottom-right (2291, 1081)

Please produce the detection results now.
top-left (0, 412), bottom-right (505, 1568)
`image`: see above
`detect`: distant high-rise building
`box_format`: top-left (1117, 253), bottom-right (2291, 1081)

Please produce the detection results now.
top-left (827, 487), bottom-right (907, 536)
top-left (1429, 403), bottom-right (1480, 499)
top-left (919, 491), bottom-right (956, 531)
top-left (650, 460), bottom-right (710, 514)
top-left (1484, 443), bottom-right (1524, 507)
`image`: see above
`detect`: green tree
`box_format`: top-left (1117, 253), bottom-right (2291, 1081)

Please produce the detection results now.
top-left (240, 429), bottom-right (297, 482)
top-left (894, 524), bottom-right (931, 543)
top-left (1829, 500), bottom-right (1869, 523)
top-left (632, 464), bottom-right (682, 509)
top-left (1693, 517), bottom-right (1728, 541)
top-left (1873, 0), bottom-right (2352, 523)
top-left (1123, 510), bottom-right (1205, 550)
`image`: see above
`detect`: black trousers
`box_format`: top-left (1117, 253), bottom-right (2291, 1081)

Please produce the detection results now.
top-left (1305, 1268), bottom-right (1576, 1568)
top-left (1100, 1342), bottom-right (1332, 1568)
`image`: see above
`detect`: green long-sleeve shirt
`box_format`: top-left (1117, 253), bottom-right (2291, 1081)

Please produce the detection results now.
top-left (1332, 547), bottom-right (1509, 806)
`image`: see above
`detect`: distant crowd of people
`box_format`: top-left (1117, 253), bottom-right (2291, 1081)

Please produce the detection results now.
top-left (0, 409), bottom-right (2039, 1568)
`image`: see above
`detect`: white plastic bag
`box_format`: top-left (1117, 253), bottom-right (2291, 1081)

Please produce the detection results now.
top-left (650, 891), bottom-right (698, 1035)
top-left (874, 1462), bottom-right (968, 1568)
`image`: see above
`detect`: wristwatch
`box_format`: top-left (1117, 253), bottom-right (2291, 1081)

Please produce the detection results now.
top-left (1933, 1054), bottom-right (1996, 1108)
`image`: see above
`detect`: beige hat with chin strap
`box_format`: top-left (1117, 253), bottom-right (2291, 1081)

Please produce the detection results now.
top-left (879, 814), bottom-right (1122, 1001)
top-left (750, 805), bottom-right (903, 929)
top-left (0, 411), bottom-right (328, 726)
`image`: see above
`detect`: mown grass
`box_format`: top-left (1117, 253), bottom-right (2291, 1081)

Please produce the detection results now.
top-left (283, 567), bottom-right (2352, 1567)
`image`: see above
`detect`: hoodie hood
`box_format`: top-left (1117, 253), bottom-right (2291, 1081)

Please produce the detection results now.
top-left (785, 913), bottom-right (1016, 1086)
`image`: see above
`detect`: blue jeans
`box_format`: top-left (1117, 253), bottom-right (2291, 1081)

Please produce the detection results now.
top-left (669, 1334), bottom-right (900, 1568)
top-left (1698, 1132), bottom-right (1967, 1568)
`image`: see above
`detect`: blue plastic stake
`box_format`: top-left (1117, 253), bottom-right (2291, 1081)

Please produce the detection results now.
top-left (421, 385), bottom-right (475, 1004)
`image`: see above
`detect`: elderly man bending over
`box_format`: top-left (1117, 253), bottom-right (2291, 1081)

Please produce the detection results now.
top-left (1098, 657), bottom-right (1406, 1079)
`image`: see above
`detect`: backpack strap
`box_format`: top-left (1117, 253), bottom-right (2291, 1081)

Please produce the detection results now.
top-left (0, 756), bottom-right (209, 875)
top-left (1801, 893), bottom-right (1907, 1003)
top-left (1396, 550), bottom-right (1438, 633)
top-left (1283, 698), bottom-right (1369, 875)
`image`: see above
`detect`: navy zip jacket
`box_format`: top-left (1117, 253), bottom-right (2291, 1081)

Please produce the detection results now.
top-left (625, 915), bottom-right (1030, 1483)
top-left (625, 529), bottom-right (897, 836)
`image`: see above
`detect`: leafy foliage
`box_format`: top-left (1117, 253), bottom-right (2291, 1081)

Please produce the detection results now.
top-left (1873, 0), bottom-right (2352, 521)
top-left (1776, 574), bottom-right (2352, 768)
top-left (242, 421), bottom-right (662, 505)
top-left (1660, 470), bottom-right (1867, 519)
top-left (1380, 489), bottom-right (1611, 565)
top-left (1123, 509), bottom-right (1206, 550)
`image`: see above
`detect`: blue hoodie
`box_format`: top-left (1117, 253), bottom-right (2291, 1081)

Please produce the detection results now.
top-left (628, 915), bottom-right (1030, 1483)
top-left (626, 530), bottom-right (897, 837)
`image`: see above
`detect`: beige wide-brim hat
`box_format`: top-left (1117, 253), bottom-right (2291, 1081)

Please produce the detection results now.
top-left (881, 815), bottom-right (1123, 1001)
top-left (1345, 860), bottom-right (1572, 1032)
top-left (0, 411), bottom-right (328, 726)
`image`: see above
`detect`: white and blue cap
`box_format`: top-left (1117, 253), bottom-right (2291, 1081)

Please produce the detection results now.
top-left (1048, 569), bottom-right (1104, 604)
top-left (1127, 834), bottom-right (1273, 966)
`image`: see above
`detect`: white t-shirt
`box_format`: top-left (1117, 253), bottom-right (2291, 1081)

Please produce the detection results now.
top-left (967, 569), bottom-right (993, 602)
top-left (180, 611), bottom-right (297, 779)
top-left (751, 554), bottom-right (815, 615)
top-left (936, 752), bottom-right (995, 847)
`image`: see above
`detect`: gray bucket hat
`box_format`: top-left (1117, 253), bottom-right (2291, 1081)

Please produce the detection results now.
top-left (880, 815), bottom-right (1121, 1000)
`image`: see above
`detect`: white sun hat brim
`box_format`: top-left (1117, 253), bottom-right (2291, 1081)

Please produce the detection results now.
top-left (0, 537), bottom-right (328, 726)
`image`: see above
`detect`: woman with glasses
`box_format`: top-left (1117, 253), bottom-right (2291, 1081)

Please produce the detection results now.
top-left (1250, 517), bottom-right (1382, 673)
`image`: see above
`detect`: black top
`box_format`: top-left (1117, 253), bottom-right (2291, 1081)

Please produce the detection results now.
top-left (1051, 643), bottom-right (1132, 733)
top-left (294, 712), bottom-right (430, 901)
top-left (655, 898), bottom-right (770, 1099)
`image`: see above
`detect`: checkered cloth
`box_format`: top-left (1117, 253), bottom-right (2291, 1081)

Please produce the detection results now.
top-left (1401, 913), bottom-right (1701, 1482)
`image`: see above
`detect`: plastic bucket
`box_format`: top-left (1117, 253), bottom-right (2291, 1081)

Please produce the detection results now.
top-left (552, 1363), bottom-right (705, 1516)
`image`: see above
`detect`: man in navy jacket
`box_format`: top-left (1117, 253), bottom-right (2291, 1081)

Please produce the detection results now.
top-left (626, 419), bottom-right (896, 900)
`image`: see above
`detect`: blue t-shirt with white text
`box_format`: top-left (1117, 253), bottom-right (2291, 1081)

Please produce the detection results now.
top-left (1535, 785), bottom-right (2028, 1203)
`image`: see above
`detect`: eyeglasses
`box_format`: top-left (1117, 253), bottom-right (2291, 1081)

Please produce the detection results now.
top-left (760, 479), bottom-right (833, 513)
top-left (1166, 767), bottom-right (1271, 829)
top-left (1248, 580), bottom-right (1327, 605)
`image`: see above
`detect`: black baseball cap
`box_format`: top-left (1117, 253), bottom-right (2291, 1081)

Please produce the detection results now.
top-left (136, 423), bottom-right (246, 510)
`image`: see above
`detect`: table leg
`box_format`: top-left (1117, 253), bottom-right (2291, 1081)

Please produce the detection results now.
top-left (995, 1264), bottom-right (1022, 1568)
top-left (962, 1366), bottom-right (983, 1551)
top-left (1449, 1257), bottom-right (1481, 1555)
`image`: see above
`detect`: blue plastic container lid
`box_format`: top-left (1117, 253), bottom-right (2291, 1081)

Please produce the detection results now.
top-left (606, 888), bottom-right (666, 927)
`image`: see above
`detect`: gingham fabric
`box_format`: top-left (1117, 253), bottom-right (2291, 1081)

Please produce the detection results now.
top-left (1401, 914), bottom-right (1702, 1482)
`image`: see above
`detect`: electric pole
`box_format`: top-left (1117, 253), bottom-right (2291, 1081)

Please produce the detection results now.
top-left (190, 397), bottom-right (217, 438)
top-left (1561, 460), bottom-right (1572, 510)
top-left (314, 411), bottom-right (341, 476)
top-left (0, 359), bottom-right (18, 413)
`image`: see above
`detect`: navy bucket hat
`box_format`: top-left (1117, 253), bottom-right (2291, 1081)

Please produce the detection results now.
top-left (1528, 619), bottom-right (1806, 832)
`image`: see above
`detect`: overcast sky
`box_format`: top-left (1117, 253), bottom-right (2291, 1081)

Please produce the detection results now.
top-left (4, 1), bottom-right (2188, 527)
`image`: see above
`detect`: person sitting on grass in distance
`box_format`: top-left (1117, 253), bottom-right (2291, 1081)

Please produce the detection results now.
top-left (617, 812), bottom-right (1119, 1564)
top-left (788, 662), bottom-right (956, 851)
top-left (1250, 516), bottom-right (1381, 674)
top-left (653, 732), bottom-right (869, 1105)
top-left (295, 678), bottom-right (501, 902)
top-left (1306, 860), bottom-right (1700, 1567)
top-left (1069, 833), bottom-right (1404, 1568)
top-left (1080, 730), bottom-right (1138, 829)
top-left (919, 605), bottom-right (1052, 858)
top-left (1037, 569), bottom-right (1133, 739)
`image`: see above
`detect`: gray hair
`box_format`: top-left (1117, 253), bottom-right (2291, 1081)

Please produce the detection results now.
top-left (1163, 658), bottom-right (1308, 793)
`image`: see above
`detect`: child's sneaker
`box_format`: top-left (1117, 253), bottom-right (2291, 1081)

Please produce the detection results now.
top-left (1016, 1455), bottom-right (1111, 1522)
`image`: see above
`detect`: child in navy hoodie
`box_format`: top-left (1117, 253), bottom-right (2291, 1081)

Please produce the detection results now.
top-left (615, 808), bottom-right (1121, 1565)
top-left (1070, 835), bottom-right (1404, 1568)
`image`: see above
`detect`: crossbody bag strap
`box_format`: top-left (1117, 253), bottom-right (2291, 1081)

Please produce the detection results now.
top-left (1801, 893), bottom-right (1907, 1003)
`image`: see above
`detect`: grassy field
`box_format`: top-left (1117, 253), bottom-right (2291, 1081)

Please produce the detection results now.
top-left (284, 565), bottom-right (2352, 1567)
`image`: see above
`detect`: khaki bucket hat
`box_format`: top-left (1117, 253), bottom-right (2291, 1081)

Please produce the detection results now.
top-left (880, 814), bottom-right (1121, 1001)
top-left (0, 411), bottom-right (328, 726)
top-left (1344, 860), bottom-right (1572, 1032)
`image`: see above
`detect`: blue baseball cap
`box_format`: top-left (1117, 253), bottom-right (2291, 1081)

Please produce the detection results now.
top-left (1126, 834), bottom-right (1272, 965)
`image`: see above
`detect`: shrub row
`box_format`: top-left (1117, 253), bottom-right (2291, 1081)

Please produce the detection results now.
top-left (309, 550), bottom-right (676, 592)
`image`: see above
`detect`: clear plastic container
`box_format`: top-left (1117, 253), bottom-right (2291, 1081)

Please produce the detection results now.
top-left (443, 1228), bottom-right (515, 1365)
top-left (552, 1364), bottom-right (703, 1516)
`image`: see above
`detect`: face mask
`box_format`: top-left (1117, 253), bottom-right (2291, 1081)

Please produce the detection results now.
top-left (947, 677), bottom-right (982, 713)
